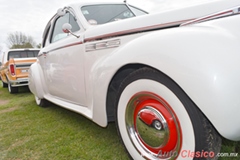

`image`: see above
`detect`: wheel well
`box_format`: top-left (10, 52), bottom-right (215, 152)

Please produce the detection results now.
top-left (106, 64), bottom-right (150, 122)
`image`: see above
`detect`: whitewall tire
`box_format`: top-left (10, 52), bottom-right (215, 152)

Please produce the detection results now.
top-left (115, 68), bottom-right (221, 160)
top-left (8, 82), bottom-right (18, 94)
top-left (35, 95), bottom-right (48, 107)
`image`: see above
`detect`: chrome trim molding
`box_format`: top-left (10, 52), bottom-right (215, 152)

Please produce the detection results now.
top-left (38, 41), bottom-right (83, 57)
top-left (86, 39), bottom-right (121, 52)
top-left (85, 19), bottom-right (192, 42)
top-left (181, 6), bottom-right (240, 26)
top-left (40, 19), bottom-right (193, 54)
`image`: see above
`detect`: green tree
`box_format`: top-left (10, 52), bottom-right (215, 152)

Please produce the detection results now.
top-left (7, 31), bottom-right (37, 49)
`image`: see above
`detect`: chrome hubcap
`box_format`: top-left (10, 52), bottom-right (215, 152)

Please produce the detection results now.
top-left (153, 119), bottom-right (162, 131)
top-left (125, 92), bottom-right (182, 159)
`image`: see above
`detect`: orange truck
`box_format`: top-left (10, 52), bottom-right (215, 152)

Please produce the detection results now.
top-left (0, 49), bottom-right (39, 93)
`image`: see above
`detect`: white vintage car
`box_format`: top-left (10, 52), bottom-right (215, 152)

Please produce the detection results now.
top-left (29, 0), bottom-right (240, 159)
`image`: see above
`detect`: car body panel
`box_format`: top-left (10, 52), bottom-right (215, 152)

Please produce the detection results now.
top-left (93, 14), bottom-right (240, 141)
top-left (29, 0), bottom-right (240, 141)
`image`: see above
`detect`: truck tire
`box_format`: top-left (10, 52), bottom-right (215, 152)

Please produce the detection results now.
top-left (115, 67), bottom-right (221, 160)
top-left (8, 82), bottom-right (18, 94)
top-left (1, 80), bottom-right (8, 88)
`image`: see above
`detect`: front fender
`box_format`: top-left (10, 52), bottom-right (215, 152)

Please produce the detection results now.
top-left (93, 15), bottom-right (240, 140)
top-left (29, 62), bottom-right (45, 99)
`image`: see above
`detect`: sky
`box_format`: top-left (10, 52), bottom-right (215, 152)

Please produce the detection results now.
top-left (0, 0), bottom-right (205, 59)
top-left (0, 0), bottom-right (159, 53)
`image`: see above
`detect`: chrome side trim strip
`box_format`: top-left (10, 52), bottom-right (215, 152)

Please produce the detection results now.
top-left (85, 19), bottom-right (192, 42)
top-left (38, 41), bottom-right (83, 57)
top-left (181, 6), bottom-right (240, 26)
top-left (39, 19), bottom-right (194, 54)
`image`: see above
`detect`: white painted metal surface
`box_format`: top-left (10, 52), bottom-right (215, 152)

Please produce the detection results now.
top-left (28, 0), bottom-right (240, 144)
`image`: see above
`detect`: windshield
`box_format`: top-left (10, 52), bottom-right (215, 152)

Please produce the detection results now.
top-left (8, 50), bottom-right (39, 60)
top-left (81, 4), bottom-right (146, 25)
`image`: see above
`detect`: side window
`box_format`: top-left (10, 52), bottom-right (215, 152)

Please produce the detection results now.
top-left (51, 13), bottom-right (69, 43)
top-left (51, 12), bottom-right (80, 43)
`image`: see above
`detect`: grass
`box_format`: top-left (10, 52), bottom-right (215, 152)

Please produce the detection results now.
top-left (0, 85), bottom-right (129, 160)
top-left (0, 83), bottom-right (239, 160)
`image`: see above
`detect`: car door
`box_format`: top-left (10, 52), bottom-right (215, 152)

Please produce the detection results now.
top-left (40, 10), bottom-right (87, 106)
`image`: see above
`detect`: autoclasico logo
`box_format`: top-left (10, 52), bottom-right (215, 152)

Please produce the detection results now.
top-left (158, 150), bottom-right (238, 158)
